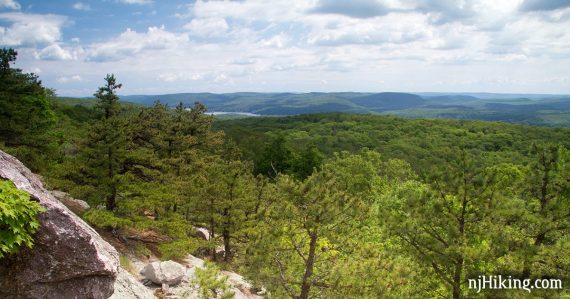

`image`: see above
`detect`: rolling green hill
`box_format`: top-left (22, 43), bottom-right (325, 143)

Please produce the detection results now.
top-left (119, 92), bottom-right (570, 126)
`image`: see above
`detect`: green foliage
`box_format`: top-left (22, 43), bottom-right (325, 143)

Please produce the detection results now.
top-left (123, 91), bottom-right (570, 126)
top-left (217, 113), bottom-right (570, 177)
top-left (83, 209), bottom-right (131, 229)
top-left (134, 243), bottom-right (151, 257)
top-left (186, 155), bottom-right (258, 262)
top-left (158, 238), bottom-right (202, 261)
top-left (0, 48), bottom-right (56, 170)
top-left (515, 144), bottom-right (570, 280)
top-left (193, 261), bottom-right (235, 299)
top-left (245, 150), bottom-right (386, 298)
top-left (3, 58), bottom-right (569, 299)
top-left (119, 255), bottom-right (138, 275)
top-left (255, 134), bottom-right (293, 177)
top-left (94, 74), bottom-right (122, 119)
top-left (0, 180), bottom-right (45, 258)
top-left (0, 48), bottom-right (56, 144)
top-left (289, 144), bottom-right (323, 180)
top-left (381, 151), bottom-right (519, 299)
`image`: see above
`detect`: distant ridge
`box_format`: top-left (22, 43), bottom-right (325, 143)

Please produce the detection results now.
top-left (350, 92), bottom-right (424, 111)
top-left (115, 91), bottom-right (570, 126)
top-left (120, 92), bottom-right (424, 114)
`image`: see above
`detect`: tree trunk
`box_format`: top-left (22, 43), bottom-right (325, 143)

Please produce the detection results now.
top-left (106, 184), bottom-right (116, 211)
top-left (106, 144), bottom-right (115, 211)
top-left (223, 207), bottom-right (231, 262)
top-left (452, 169), bottom-right (468, 299)
top-left (299, 232), bottom-right (318, 299)
top-left (453, 257), bottom-right (463, 299)
top-left (210, 206), bottom-right (216, 262)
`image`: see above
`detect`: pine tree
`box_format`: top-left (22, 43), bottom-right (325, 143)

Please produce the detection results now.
top-left (519, 144), bottom-right (570, 279)
top-left (246, 150), bottom-right (382, 298)
top-left (84, 74), bottom-right (126, 211)
top-left (94, 74), bottom-right (122, 120)
top-left (0, 48), bottom-right (55, 168)
top-left (381, 150), bottom-right (514, 299)
top-left (186, 152), bottom-right (255, 262)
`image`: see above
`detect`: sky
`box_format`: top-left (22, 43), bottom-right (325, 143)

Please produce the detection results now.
top-left (1, 0), bottom-right (570, 96)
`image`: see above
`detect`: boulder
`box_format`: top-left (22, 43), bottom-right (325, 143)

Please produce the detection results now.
top-left (142, 260), bottom-right (186, 286)
top-left (50, 190), bottom-right (90, 215)
top-left (109, 268), bottom-right (155, 299)
top-left (183, 254), bottom-right (205, 269)
top-left (0, 150), bottom-right (119, 299)
top-left (194, 227), bottom-right (210, 240)
top-left (223, 271), bottom-right (254, 292)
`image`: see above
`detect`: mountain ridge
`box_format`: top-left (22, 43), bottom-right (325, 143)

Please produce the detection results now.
top-left (59, 91), bottom-right (570, 126)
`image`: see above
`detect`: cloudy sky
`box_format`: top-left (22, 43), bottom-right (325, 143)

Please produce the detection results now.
top-left (1, 0), bottom-right (569, 96)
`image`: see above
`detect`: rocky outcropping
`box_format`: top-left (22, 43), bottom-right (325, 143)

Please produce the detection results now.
top-left (141, 260), bottom-right (186, 286)
top-left (110, 269), bottom-right (155, 299)
top-left (193, 227), bottom-right (210, 240)
top-left (0, 150), bottom-right (119, 299)
top-left (50, 190), bottom-right (90, 215)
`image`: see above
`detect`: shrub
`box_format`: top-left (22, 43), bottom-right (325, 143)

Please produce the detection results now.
top-left (83, 209), bottom-right (131, 229)
top-left (0, 180), bottom-right (45, 258)
top-left (158, 238), bottom-right (202, 261)
top-left (119, 255), bottom-right (137, 274)
top-left (193, 261), bottom-right (235, 299)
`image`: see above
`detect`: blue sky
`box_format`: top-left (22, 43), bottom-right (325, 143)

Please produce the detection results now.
top-left (1, 0), bottom-right (569, 96)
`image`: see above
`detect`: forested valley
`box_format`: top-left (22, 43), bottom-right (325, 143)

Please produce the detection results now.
top-left (2, 48), bottom-right (569, 299)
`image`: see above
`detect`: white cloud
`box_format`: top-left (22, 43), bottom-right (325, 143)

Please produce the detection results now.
top-left (184, 18), bottom-right (229, 37)
top-left (190, 0), bottom-right (313, 22)
top-left (158, 72), bottom-right (203, 82)
top-left (86, 26), bottom-right (189, 61)
top-left (72, 2), bottom-right (91, 11)
top-left (0, 0), bottom-right (20, 10)
top-left (261, 33), bottom-right (290, 48)
top-left (36, 44), bottom-right (82, 61)
top-left (57, 75), bottom-right (82, 83)
top-left (9, 0), bottom-right (570, 95)
top-left (0, 13), bottom-right (66, 46)
top-left (312, 15), bottom-right (432, 46)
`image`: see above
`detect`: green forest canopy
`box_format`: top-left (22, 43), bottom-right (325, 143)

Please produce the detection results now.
top-left (1, 48), bottom-right (569, 299)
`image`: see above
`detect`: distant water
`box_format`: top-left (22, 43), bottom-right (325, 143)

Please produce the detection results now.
top-left (209, 111), bottom-right (260, 117)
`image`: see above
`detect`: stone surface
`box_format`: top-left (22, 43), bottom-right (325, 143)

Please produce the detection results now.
top-left (0, 150), bottom-right (119, 299)
top-left (142, 260), bottom-right (186, 286)
top-left (109, 268), bottom-right (155, 299)
top-left (194, 227), bottom-right (210, 240)
top-left (223, 271), bottom-right (254, 292)
top-left (183, 254), bottom-right (205, 269)
top-left (50, 190), bottom-right (90, 215)
top-left (177, 254), bottom-right (261, 299)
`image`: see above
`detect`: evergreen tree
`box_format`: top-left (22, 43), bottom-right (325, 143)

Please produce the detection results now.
top-left (0, 48), bottom-right (55, 168)
top-left (187, 153), bottom-right (255, 262)
top-left (246, 150), bottom-right (382, 298)
top-left (193, 261), bottom-right (235, 299)
top-left (518, 144), bottom-right (570, 280)
top-left (94, 74), bottom-right (122, 119)
top-left (85, 74), bottom-right (125, 211)
top-left (381, 150), bottom-right (514, 299)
